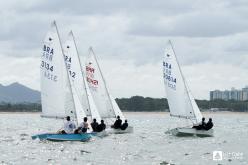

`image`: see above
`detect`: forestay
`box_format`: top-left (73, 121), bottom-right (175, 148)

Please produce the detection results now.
top-left (85, 47), bottom-right (116, 118)
top-left (40, 21), bottom-right (76, 119)
top-left (163, 41), bottom-right (202, 124)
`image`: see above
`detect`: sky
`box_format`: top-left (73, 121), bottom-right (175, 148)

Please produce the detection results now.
top-left (0, 0), bottom-right (248, 100)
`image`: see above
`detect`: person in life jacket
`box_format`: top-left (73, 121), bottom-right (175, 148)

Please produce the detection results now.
top-left (96, 120), bottom-right (106, 132)
top-left (120, 120), bottom-right (128, 130)
top-left (204, 118), bottom-right (213, 130)
top-left (91, 118), bottom-right (99, 132)
top-left (111, 116), bottom-right (122, 129)
top-left (193, 117), bottom-right (206, 130)
top-left (75, 117), bottom-right (89, 134)
top-left (61, 116), bottom-right (76, 134)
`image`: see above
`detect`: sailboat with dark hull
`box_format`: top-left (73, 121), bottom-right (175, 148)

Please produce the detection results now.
top-left (85, 48), bottom-right (133, 134)
top-left (163, 41), bottom-right (213, 137)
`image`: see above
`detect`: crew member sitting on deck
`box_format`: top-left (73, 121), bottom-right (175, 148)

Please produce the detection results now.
top-left (75, 117), bottom-right (89, 134)
top-left (193, 117), bottom-right (206, 130)
top-left (121, 120), bottom-right (128, 130)
top-left (60, 116), bottom-right (76, 134)
top-left (91, 118), bottom-right (99, 132)
top-left (111, 115), bottom-right (122, 129)
top-left (204, 118), bottom-right (213, 130)
top-left (96, 120), bottom-right (106, 132)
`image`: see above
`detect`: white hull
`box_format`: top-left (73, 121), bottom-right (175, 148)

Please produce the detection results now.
top-left (169, 127), bottom-right (214, 137)
top-left (107, 126), bottom-right (134, 134)
top-left (92, 130), bottom-right (109, 137)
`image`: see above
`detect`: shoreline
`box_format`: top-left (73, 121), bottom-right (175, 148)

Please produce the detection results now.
top-left (123, 111), bottom-right (248, 115)
top-left (1, 111), bottom-right (248, 115)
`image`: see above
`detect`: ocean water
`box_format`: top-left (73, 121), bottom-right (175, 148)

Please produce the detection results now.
top-left (0, 112), bottom-right (247, 165)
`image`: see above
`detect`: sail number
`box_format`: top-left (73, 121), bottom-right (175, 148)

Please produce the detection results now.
top-left (86, 65), bottom-right (99, 87)
top-left (65, 55), bottom-right (76, 79)
top-left (41, 61), bottom-right (54, 72)
top-left (69, 70), bottom-right (75, 78)
top-left (165, 75), bottom-right (176, 83)
top-left (43, 71), bottom-right (57, 82)
top-left (43, 45), bottom-right (54, 61)
top-left (41, 61), bottom-right (57, 82)
top-left (167, 82), bottom-right (176, 90)
top-left (164, 61), bottom-right (176, 90)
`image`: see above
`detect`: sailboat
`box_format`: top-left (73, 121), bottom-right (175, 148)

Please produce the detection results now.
top-left (85, 47), bottom-right (133, 134)
top-left (163, 41), bottom-right (213, 137)
top-left (32, 21), bottom-right (94, 141)
top-left (63, 31), bottom-right (108, 136)
top-left (63, 31), bottom-right (101, 123)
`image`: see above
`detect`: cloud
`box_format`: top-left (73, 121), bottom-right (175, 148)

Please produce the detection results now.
top-left (128, 9), bottom-right (248, 38)
top-left (0, 0), bottom-right (248, 99)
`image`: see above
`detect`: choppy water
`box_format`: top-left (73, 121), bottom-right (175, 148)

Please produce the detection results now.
top-left (0, 112), bottom-right (247, 165)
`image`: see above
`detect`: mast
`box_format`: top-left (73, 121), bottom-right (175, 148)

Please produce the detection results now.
top-left (54, 21), bottom-right (78, 124)
top-left (70, 31), bottom-right (92, 117)
top-left (89, 47), bottom-right (115, 117)
top-left (169, 40), bottom-right (196, 121)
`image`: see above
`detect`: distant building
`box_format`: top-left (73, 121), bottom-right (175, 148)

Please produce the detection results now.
top-left (242, 87), bottom-right (248, 101)
top-left (210, 86), bottom-right (248, 101)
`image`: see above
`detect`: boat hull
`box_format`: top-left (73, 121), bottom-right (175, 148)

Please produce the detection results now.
top-left (107, 126), bottom-right (134, 134)
top-left (91, 130), bottom-right (108, 137)
top-left (169, 127), bottom-right (214, 137)
top-left (32, 133), bottom-right (92, 142)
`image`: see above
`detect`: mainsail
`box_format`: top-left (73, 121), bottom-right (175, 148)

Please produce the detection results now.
top-left (85, 47), bottom-right (117, 118)
top-left (40, 21), bottom-right (76, 120)
top-left (163, 41), bottom-right (202, 124)
top-left (63, 31), bottom-right (101, 122)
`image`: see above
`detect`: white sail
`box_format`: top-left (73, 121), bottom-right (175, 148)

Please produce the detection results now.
top-left (63, 31), bottom-right (101, 123)
top-left (85, 47), bottom-right (116, 118)
top-left (163, 41), bottom-right (202, 124)
top-left (71, 85), bottom-right (86, 125)
top-left (63, 31), bottom-right (90, 117)
top-left (110, 95), bottom-right (125, 121)
top-left (84, 76), bottom-right (102, 122)
top-left (40, 21), bottom-right (76, 119)
top-left (186, 83), bottom-right (203, 124)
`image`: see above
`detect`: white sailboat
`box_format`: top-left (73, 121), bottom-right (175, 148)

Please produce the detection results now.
top-left (163, 41), bottom-right (213, 137)
top-left (85, 47), bottom-right (133, 133)
top-left (32, 21), bottom-right (92, 141)
top-left (63, 31), bottom-right (101, 123)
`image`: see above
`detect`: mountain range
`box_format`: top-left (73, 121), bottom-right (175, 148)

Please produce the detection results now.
top-left (0, 82), bottom-right (41, 103)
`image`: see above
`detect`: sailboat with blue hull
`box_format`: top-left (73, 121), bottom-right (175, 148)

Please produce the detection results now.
top-left (32, 133), bottom-right (92, 142)
top-left (32, 21), bottom-right (93, 142)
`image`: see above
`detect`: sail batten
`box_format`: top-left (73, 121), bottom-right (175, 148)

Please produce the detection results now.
top-left (163, 41), bottom-right (202, 124)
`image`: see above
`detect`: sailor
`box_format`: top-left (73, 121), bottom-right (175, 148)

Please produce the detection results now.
top-left (111, 115), bottom-right (122, 129)
top-left (120, 120), bottom-right (128, 130)
top-left (193, 117), bottom-right (206, 130)
top-left (96, 120), bottom-right (106, 132)
top-left (204, 118), bottom-right (213, 130)
top-left (61, 116), bottom-right (76, 134)
top-left (75, 117), bottom-right (89, 134)
top-left (91, 118), bottom-right (99, 132)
